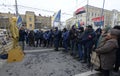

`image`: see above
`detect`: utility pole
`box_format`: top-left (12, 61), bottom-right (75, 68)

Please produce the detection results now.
top-left (86, 0), bottom-right (89, 26)
top-left (15, 0), bottom-right (18, 17)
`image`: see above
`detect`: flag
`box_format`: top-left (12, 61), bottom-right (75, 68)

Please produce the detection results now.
top-left (53, 10), bottom-right (61, 22)
top-left (52, 10), bottom-right (61, 28)
top-left (75, 7), bottom-right (86, 15)
top-left (17, 15), bottom-right (22, 28)
top-left (92, 16), bottom-right (104, 26)
top-left (76, 22), bottom-right (78, 28)
top-left (76, 21), bottom-right (80, 28)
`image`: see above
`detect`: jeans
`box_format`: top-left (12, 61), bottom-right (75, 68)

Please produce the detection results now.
top-left (19, 41), bottom-right (24, 51)
top-left (63, 40), bottom-right (68, 51)
top-left (54, 40), bottom-right (59, 50)
top-left (70, 40), bottom-right (77, 55)
top-left (102, 70), bottom-right (110, 76)
top-left (78, 43), bottom-right (83, 60)
top-left (84, 46), bottom-right (92, 63)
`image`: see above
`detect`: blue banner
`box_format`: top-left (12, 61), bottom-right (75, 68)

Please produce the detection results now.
top-left (54, 10), bottom-right (61, 22)
top-left (17, 15), bottom-right (22, 28)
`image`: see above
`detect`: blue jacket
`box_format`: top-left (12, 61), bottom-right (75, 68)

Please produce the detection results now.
top-left (62, 31), bottom-right (69, 41)
top-left (35, 31), bottom-right (40, 40)
top-left (19, 30), bottom-right (26, 41)
top-left (43, 32), bottom-right (48, 40)
top-left (48, 31), bottom-right (53, 40)
top-left (54, 30), bottom-right (60, 41)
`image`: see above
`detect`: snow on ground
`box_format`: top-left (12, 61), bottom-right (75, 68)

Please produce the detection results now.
top-left (0, 51), bottom-right (89, 76)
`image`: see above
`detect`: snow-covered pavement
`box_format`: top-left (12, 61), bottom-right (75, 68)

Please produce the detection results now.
top-left (0, 47), bottom-right (120, 76)
top-left (0, 50), bottom-right (89, 76)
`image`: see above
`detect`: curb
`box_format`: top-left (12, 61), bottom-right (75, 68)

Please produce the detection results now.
top-left (24, 48), bottom-right (64, 53)
top-left (24, 49), bottom-right (54, 53)
top-left (0, 59), bottom-right (6, 69)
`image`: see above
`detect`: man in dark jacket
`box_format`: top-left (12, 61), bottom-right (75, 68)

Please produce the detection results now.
top-left (19, 27), bottom-right (26, 50)
top-left (39, 30), bottom-right (43, 47)
top-left (81, 25), bottom-right (96, 66)
top-left (28, 31), bottom-right (35, 47)
top-left (69, 25), bottom-right (77, 56)
top-left (43, 31), bottom-right (48, 47)
top-left (77, 27), bottom-right (84, 61)
top-left (94, 28), bottom-right (102, 49)
top-left (62, 28), bottom-right (69, 52)
top-left (53, 27), bottom-right (60, 51)
top-left (49, 29), bottom-right (54, 47)
top-left (35, 30), bottom-right (40, 47)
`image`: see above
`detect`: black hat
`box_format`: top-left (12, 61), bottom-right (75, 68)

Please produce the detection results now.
top-left (87, 25), bottom-right (92, 29)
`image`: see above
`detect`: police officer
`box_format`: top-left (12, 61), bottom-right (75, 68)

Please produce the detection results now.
top-left (53, 27), bottom-right (60, 51)
top-left (62, 28), bottom-right (69, 52)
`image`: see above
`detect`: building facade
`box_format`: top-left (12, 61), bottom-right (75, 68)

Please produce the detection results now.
top-left (0, 11), bottom-right (52, 30)
top-left (65, 17), bottom-right (76, 29)
top-left (66, 5), bottom-right (120, 29)
top-left (111, 10), bottom-right (120, 27)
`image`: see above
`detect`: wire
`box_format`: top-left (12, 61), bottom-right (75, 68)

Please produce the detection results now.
top-left (0, 4), bottom-right (73, 16)
top-left (78, 0), bottom-right (87, 6)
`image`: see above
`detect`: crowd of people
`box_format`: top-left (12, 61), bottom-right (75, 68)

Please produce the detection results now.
top-left (19, 25), bottom-right (120, 76)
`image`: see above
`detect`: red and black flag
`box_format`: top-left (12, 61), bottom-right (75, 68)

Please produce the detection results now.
top-left (92, 16), bottom-right (104, 26)
top-left (75, 7), bottom-right (86, 15)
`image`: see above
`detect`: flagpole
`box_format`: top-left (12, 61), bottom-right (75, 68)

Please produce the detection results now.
top-left (86, 0), bottom-right (89, 26)
top-left (100, 0), bottom-right (105, 28)
top-left (76, 0), bottom-right (78, 26)
top-left (15, 0), bottom-right (18, 17)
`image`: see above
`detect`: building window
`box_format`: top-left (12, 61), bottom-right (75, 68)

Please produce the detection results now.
top-left (88, 18), bottom-right (89, 21)
top-left (29, 24), bottom-right (32, 27)
top-left (95, 13), bottom-right (96, 17)
top-left (29, 17), bottom-right (32, 22)
top-left (98, 14), bottom-right (99, 16)
top-left (80, 19), bottom-right (82, 21)
top-left (92, 12), bottom-right (94, 16)
top-left (88, 13), bottom-right (90, 16)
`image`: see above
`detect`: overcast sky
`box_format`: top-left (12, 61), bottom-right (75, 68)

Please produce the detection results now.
top-left (0, 0), bottom-right (120, 21)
